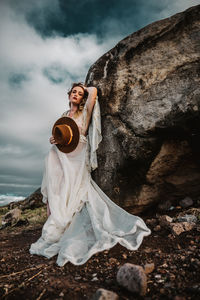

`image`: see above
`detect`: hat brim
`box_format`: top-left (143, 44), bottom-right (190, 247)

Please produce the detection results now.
top-left (52, 117), bottom-right (80, 153)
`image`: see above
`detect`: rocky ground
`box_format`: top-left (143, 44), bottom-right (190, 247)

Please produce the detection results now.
top-left (0, 197), bottom-right (200, 300)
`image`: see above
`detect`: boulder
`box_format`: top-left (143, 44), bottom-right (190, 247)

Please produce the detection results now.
top-left (86, 5), bottom-right (200, 213)
top-left (1, 208), bottom-right (21, 226)
top-left (116, 263), bottom-right (147, 295)
top-left (91, 288), bottom-right (119, 300)
top-left (144, 263), bottom-right (155, 274)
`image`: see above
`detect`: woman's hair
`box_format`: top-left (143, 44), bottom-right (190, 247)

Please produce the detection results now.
top-left (68, 82), bottom-right (89, 112)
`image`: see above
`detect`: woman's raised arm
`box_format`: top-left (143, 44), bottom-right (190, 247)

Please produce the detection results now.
top-left (85, 86), bottom-right (97, 116)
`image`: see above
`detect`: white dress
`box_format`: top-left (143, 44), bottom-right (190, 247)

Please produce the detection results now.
top-left (29, 97), bottom-right (151, 266)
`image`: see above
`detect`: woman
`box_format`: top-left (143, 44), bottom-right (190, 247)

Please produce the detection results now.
top-left (30, 83), bottom-right (151, 266)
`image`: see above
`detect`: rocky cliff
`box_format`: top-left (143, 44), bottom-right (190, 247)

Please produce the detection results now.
top-left (86, 5), bottom-right (200, 213)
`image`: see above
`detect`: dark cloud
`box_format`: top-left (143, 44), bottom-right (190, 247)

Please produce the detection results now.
top-left (7, 0), bottom-right (176, 38)
top-left (26, 0), bottom-right (129, 37)
top-left (6, 0), bottom-right (200, 40)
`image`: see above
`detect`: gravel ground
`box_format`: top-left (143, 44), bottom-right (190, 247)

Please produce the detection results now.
top-left (0, 206), bottom-right (200, 300)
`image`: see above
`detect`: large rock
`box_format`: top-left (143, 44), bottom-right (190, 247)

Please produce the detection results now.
top-left (86, 5), bottom-right (200, 213)
top-left (116, 263), bottom-right (147, 295)
top-left (1, 208), bottom-right (21, 226)
top-left (8, 188), bottom-right (43, 210)
top-left (91, 289), bottom-right (119, 300)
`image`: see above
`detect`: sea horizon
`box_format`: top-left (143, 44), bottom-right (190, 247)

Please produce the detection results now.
top-left (0, 184), bottom-right (40, 207)
top-left (0, 194), bottom-right (26, 207)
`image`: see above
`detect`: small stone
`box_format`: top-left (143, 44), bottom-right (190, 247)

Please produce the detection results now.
top-left (161, 263), bottom-right (168, 268)
top-left (91, 288), bottom-right (119, 300)
top-left (182, 222), bottom-right (195, 231)
top-left (157, 279), bottom-right (165, 283)
top-left (179, 197), bottom-right (193, 208)
top-left (59, 292), bottom-right (64, 297)
top-left (109, 258), bottom-right (118, 264)
top-left (144, 247), bottom-right (151, 253)
top-left (168, 206), bottom-right (175, 211)
top-left (159, 215), bottom-right (173, 227)
top-left (153, 225), bottom-right (161, 232)
top-left (116, 263), bottom-right (147, 296)
top-left (146, 218), bottom-right (157, 226)
top-left (180, 256), bottom-right (186, 261)
top-left (144, 263), bottom-right (155, 274)
top-left (75, 276), bottom-right (82, 280)
top-left (91, 277), bottom-right (98, 282)
top-left (170, 274), bottom-right (176, 280)
top-left (170, 223), bottom-right (185, 236)
top-left (177, 214), bottom-right (197, 224)
top-left (168, 233), bottom-right (174, 239)
top-left (2, 208), bottom-right (22, 226)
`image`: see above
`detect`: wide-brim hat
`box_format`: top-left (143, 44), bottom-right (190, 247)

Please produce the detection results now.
top-left (52, 117), bottom-right (80, 153)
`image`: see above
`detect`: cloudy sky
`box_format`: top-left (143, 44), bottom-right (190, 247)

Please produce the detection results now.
top-left (0, 0), bottom-right (199, 197)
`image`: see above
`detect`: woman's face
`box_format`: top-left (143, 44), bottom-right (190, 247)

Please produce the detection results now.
top-left (69, 86), bottom-right (84, 105)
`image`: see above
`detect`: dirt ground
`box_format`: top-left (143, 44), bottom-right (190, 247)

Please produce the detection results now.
top-left (0, 206), bottom-right (200, 300)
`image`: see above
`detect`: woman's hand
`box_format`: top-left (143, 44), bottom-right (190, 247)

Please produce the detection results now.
top-left (85, 86), bottom-right (97, 94)
top-left (49, 136), bottom-right (58, 144)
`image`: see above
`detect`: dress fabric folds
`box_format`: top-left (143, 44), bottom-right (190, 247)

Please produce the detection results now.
top-left (29, 98), bottom-right (151, 266)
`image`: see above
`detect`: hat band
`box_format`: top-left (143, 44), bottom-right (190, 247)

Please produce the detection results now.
top-left (63, 125), bottom-right (73, 144)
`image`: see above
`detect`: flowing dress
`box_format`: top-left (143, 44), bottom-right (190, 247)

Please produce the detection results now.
top-left (29, 97), bottom-right (151, 266)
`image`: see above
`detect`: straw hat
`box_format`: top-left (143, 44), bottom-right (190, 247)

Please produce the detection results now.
top-left (52, 117), bottom-right (80, 153)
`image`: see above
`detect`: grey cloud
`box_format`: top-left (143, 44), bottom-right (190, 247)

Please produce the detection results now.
top-left (8, 72), bottom-right (30, 88)
top-left (43, 64), bottom-right (69, 84)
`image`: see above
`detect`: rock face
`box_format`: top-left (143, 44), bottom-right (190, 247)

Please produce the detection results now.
top-left (86, 5), bottom-right (200, 213)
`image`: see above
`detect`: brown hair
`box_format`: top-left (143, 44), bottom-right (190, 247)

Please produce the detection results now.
top-left (67, 82), bottom-right (89, 112)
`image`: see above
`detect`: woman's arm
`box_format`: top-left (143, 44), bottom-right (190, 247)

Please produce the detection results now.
top-left (85, 86), bottom-right (97, 116)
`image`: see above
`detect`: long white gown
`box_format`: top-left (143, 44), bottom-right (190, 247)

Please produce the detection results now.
top-left (29, 97), bottom-right (151, 266)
